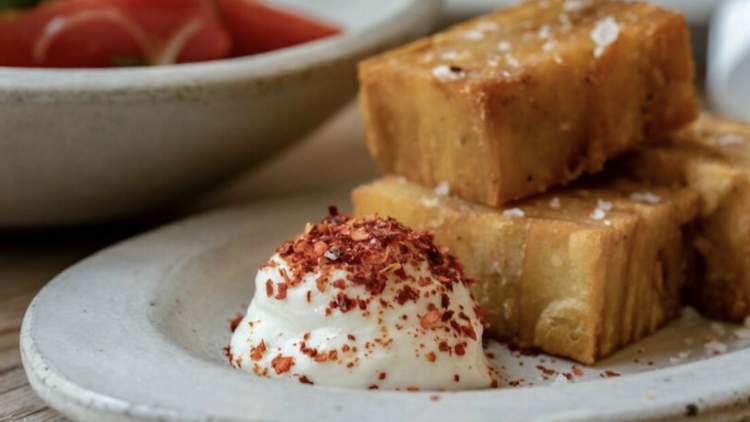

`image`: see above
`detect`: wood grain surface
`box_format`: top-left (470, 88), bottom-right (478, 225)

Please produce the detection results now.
top-left (0, 231), bottom-right (108, 422)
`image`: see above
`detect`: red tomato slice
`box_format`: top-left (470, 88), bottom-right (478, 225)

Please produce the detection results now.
top-left (0, 0), bottom-right (231, 68)
top-left (215, 0), bottom-right (340, 57)
top-left (0, 14), bottom-right (45, 67)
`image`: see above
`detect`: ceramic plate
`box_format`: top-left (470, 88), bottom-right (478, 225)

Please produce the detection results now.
top-left (21, 186), bottom-right (750, 422)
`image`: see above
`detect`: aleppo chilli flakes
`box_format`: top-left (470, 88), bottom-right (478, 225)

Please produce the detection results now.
top-left (274, 207), bottom-right (473, 294)
top-left (266, 208), bottom-right (489, 341)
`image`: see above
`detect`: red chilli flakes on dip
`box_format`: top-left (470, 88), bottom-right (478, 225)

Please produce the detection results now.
top-left (229, 207), bottom-right (498, 390)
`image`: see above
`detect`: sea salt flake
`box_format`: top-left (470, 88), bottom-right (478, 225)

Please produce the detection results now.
top-left (563, 0), bottom-right (588, 12)
top-left (419, 53), bottom-right (434, 63)
top-left (630, 192), bottom-right (662, 204)
top-left (476, 22), bottom-right (499, 32)
top-left (669, 351), bottom-right (690, 364)
top-left (491, 261), bottom-right (502, 275)
top-left (590, 200), bottom-right (613, 220)
top-left (440, 51), bottom-right (459, 60)
top-left (591, 17), bottom-right (620, 57)
top-left (598, 199), bottom-right (613, 211)
top-left (550, 373), bottom-right (569, 386)
top-left (427, 218), bottom-right (444, 229)
top-left (434, 181), bottom-right (450, 196)
top-left (505, 53), bottom-right (520, 68)
top-left (324, 251), bottom-right (338, 261)
top-left (590, 208), bottom-right (606, 220)
top-left (710, 134), bottom-right (745, 146)
top-left (499, 70), bottom-right (512, 78)
top-left (463, 30), bottom-right (484, 41)
top-left (538, 24), bottom-right (553, 39)
top-left (497, 41), bottom-right (512, 52)
top-left (604, 220), bottom-right (612, 226)
top-left (543, 41), bottom-right (556, 52)
top-left (549, 197), bottom-right (561, 209)
top-left (432, 65), bottom-right (465, 81)
top-left (503, 208), bottom-right (525, 218)
top-left (422, 198), bottom-right (439, 208)
top-left (558, 13), bottom-right (572, 29)
top-left (704, 339), bottom-right (728, 355)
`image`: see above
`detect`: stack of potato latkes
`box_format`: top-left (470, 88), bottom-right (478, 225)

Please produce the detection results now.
top-left (352, 0), bottom-right (750, 365)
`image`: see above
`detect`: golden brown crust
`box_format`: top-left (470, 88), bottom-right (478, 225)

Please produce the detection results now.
top-left (611, 113), bottom-right (750, 321)
top-left (352, 176), bottom-right (699, 364)
top-left (358, 0), bottom-right (696, 207)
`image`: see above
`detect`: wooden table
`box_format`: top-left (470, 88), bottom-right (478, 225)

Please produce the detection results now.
top-left (0, 103), bottom-right (379, 422)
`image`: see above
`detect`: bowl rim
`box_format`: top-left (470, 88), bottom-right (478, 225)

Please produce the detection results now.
top-left (0, 0), bottom-right (440, 93)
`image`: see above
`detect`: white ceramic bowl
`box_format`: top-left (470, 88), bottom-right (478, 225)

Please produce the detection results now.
top-left (0, 0), bottom-right (441, 227)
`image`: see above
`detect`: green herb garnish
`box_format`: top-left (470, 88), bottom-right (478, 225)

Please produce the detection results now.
top-left (0, 0), bottom-right (45, 12)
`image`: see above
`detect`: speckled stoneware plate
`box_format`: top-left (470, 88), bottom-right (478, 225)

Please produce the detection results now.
top-left (0, 0), bottom-right (440, 227)
top-left (21, 187), bottom-right (750, 422)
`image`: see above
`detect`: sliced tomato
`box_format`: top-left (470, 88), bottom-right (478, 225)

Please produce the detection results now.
top-left (215, 0), bottom-right (340, 57)
top-left (106, 0), bottom-right (231, 64)
top-left (0, 0), bottom-right (231, 68)
top-left (0, 13), bottom-right (43, 67)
